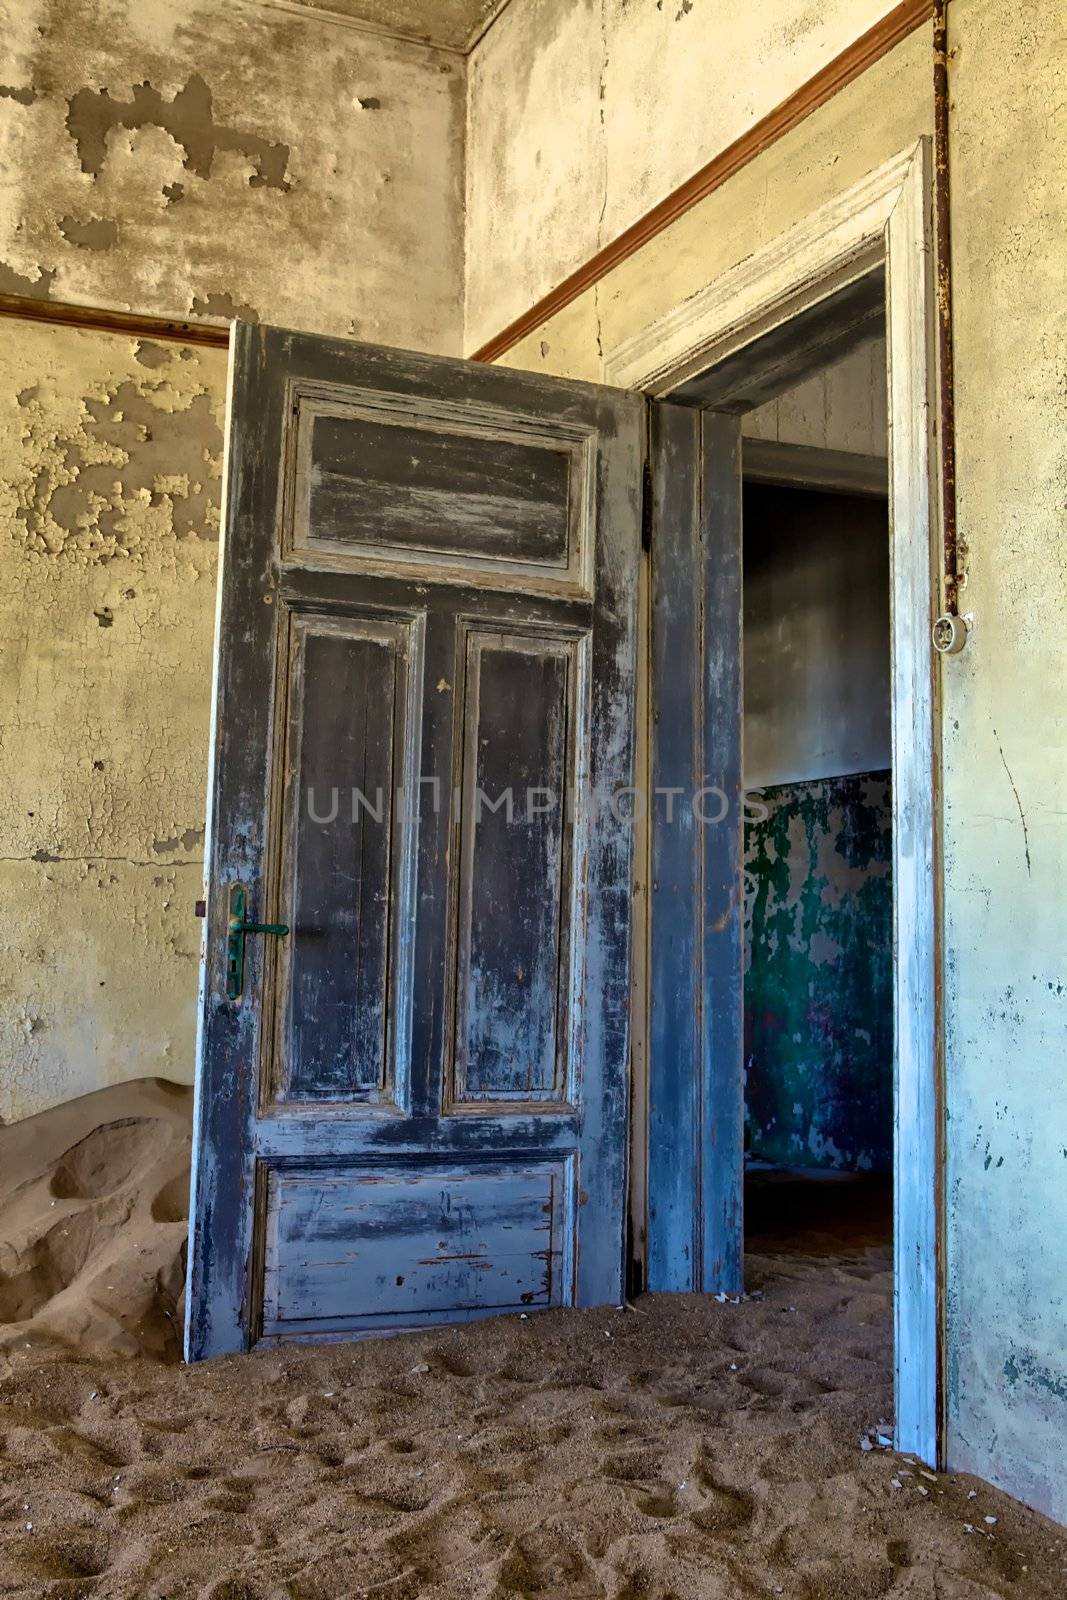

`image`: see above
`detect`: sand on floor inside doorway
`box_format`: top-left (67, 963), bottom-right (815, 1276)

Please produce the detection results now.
top-left (0, 1082), bottom-right (1063, 1598)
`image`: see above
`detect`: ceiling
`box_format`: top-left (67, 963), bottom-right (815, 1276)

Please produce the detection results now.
top-left (286, 0), bottom-right (512, 52)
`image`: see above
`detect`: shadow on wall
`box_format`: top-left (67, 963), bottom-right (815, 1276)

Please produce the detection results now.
top-left (743, 771), bottom-right (893, 1172)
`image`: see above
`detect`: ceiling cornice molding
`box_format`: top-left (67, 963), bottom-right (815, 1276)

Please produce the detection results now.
top-left (240, 0), bottom-right (518, 55)
top-left (241, 0), bottom-right (466, 56)
top-left (465, 0), bottom-right (518, 54)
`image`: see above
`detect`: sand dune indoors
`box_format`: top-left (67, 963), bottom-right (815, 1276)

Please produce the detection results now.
top-left (0, 1084), bottom-right (1063, 1597)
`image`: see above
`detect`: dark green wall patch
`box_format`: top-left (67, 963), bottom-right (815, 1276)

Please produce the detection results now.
top-left (744, 770), bottom-right (892, 1172)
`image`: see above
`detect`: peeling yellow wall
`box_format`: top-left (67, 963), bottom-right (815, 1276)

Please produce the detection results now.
top-left (940, 0), bottom-right (1067, 1521)
top-left (0, 319), bottom-right (226, 1121)
top-left (0, 0), bottom-right (465, 350)
top-left (0, 0), bottom-right (468, 1126)
top-left (465, 0), bottom-right (901, 350)
top-left (478, 0), bottom-right (1067, 1528)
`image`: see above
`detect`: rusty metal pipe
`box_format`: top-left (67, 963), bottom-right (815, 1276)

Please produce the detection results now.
top-left (933, 0), bottom-right (960, 617)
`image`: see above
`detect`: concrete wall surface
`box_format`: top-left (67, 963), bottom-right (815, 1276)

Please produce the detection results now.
top-left (0, 319), bottom-right (226, 1120)
top-left (0, 0), bottom-right (465, 350)
top-left (465, 0), bottom-right (901, 350)
top-left (743, 481), bottom-right (891, 791)
top-left (496, 18), bottom-right (931, 382)
top-left (938, 0), bottom-right (1067, 1522)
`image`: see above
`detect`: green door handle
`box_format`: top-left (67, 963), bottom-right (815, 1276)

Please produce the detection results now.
top-left (226, 883), bottom-right (289, 1000)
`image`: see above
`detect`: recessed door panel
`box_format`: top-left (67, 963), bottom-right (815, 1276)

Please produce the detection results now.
top-left (451, 626), bottom-right (587, 1109)
top-left (260, 1159), bottom-right (573, 1338)
top-left (271, 610), bottom-right (421, 1107)
top-left (289, 391), bottom-right (595, 591)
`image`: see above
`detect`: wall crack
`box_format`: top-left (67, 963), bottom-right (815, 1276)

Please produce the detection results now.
top-left (993, 728), bottom-right (1032, 877)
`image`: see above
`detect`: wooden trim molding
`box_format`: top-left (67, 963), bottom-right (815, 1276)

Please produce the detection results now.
top-left (883, 137), bottom-right (943, 1469)
top-left (0, 292), bottom-right (231, 349)
top-left (603, 145), bottom-right (915, 392)
top-left (471, 0), bottom-right (934, 364)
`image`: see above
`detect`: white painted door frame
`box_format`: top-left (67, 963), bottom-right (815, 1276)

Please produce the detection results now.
top-left (606, 140), bottom-right (943, 1466)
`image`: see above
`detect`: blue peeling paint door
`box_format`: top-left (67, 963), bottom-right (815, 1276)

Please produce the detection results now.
top-left (187, 324), bottom-right (644, 1356)
top-left (647, 406), bottom-right (744, 1296)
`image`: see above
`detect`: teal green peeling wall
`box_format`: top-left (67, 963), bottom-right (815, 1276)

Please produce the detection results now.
top-left (743, 771), bottom-right (893, 1172)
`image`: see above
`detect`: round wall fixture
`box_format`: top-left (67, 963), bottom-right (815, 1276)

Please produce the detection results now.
top-left (932, 613), bottom-right (969, 655)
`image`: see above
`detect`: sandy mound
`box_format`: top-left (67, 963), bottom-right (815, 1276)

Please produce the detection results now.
top-left (0, 1079), bottom-right (191, 1363)
top-left (0, 1256), bottom-right (1063, 1597)
top-left (0, 1093), bottom-right (1064, 1595)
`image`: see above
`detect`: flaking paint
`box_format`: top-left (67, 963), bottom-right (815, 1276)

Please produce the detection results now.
top-left (0, 0), bottom-right (464, 351)
top-left (744, 773), bottom-right (893, 1173)
top-left (0, 317), bottom-right (226, 1121)
top-left (0, 0), bottom-right (470, 1124)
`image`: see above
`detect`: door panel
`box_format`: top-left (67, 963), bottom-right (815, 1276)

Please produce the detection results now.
top-left (187, 325), bottom-right (643, 1357)
top-left (646, 405), bottom-right (743, 1295)
top-left (261, 1159), bottom-right (573, 1338)
top-left (289, 388), bottom-right (594, 589)
top-left (452, 626), bottom-right (585, 1109)
top-left (277, 612), bottom-right (420, 1107)
top-left (301, 406), bottom-right (574, 563)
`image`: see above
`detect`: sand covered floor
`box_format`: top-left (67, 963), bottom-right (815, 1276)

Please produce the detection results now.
top-left (1, 1085), bottom-right (1065, 1599)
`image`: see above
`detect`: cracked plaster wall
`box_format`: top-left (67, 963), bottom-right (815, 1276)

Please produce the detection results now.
top-left (494, 15), bottom-right (932, 384)
top-left (0, 318), bottom-right (227, 1122)
top-left (0, 0), bottom-right (464, 349)
top-left (0, 0), bottom-right (466, 1126)
top-left (487, 0), bottom-right (1067, 1528)
top-left (939, 0), bottom-right (1067, 1521)
top-left (464, 0), bottom-right (902, 351)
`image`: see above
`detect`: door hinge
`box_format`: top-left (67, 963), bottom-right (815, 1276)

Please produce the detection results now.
top-left (641, 458), bottom-right (653, 553)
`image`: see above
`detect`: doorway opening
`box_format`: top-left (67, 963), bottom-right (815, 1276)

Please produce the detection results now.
top-left (740, 336), bottom-right (894, 1279)
top-left (619, 138), bottom-right (941, 1464)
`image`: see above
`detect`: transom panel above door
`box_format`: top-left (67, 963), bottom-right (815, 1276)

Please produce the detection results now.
top-left (187, 325), bottom-right (644, 1357)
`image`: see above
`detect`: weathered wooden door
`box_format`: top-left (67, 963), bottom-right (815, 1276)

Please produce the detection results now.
top-left (187, 324), bottom-right (644, 1357)
top-left (646, 406), bottom-right (744, 1296)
